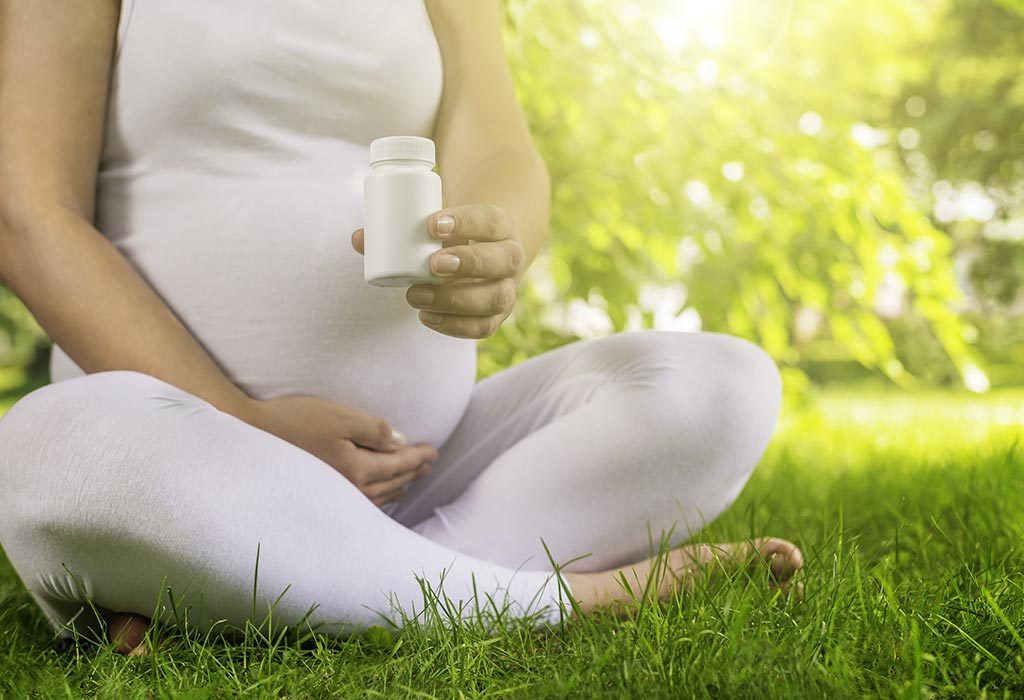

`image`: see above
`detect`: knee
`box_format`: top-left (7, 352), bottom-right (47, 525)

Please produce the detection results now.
top-left (636, 331), bottom-right (782, 472)
top-left (0, 370), bottom-right (190, 474)
top-left (705, 332), bottom-right (783, 432)
top-left (698, 334), bottom-right (782, 474)
top-left (727, 335), bottom-right (781, 449)
top-left (1, 370), bottom-right (166, 431)
top-left (0, 370), bottom-right (197, 529)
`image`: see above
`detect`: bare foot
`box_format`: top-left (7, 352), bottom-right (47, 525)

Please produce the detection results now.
top-left (108, 612), bottom-right (151, 656)
top-left (102, 540), bottom-right (802, 646)
top-left (563, 537), bottom-right (804, 615)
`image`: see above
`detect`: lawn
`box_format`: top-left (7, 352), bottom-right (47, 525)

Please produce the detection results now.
top-left (1, 387), bottom-right (1022, 698)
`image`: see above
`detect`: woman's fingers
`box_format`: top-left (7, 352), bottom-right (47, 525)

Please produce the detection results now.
top-left (417, 311), bottom-right (503, 340)
top-left (407, 277), bottom-right (517, 317)
top-left (428, 239), bottom-right (524, 280)
top-left (342, 441), bottom-right (437, 484)
top-left (427, 204), bottom-right (515, 243)
top-left (341, 406), bottom-right (405, 452)
top-left (365, 463), bottom-right (430, 500)
top-left (371, 487), bottom-right (409, 507)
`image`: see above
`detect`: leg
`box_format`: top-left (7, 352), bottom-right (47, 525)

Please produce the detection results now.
top-left (0, 371), bottom-right (569, 641)
top-left (389, 330), bottom-right (784, 574)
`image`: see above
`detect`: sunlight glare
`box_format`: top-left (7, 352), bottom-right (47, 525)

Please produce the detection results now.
top-left (683, 180), bottom-right (712, 208)
top-left (654, 16), bottom-right (688, 53)
top-left (698, 22), bottom-right (725, 50)
top-left (656, 0), bottom-right (734, 54)
top-left (963, 363), bottom-right (991, 394)
top-left (670, 0), bottom-right (734, 27)
top-left (798, 111), bottom-right (823, 136)
top-left (696, 58), bottom-right (719, 83)
top-left (721, 161), bottom-right (745, 182)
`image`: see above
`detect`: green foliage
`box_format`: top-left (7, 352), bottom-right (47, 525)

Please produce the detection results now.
top-left (479, 0), bottom-right (1023, 388)
top-left (996, 0), bottom-right (1024, 15)
top-left (970, 240), bottom-right (1024, 307)
top-left (0, 286), bottom-right (45, 393)
top-left (903, 0), bottom-right (1024, 186)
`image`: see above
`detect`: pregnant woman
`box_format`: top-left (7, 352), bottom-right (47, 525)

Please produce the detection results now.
top-left (0, 1), bottom-right (802, 655)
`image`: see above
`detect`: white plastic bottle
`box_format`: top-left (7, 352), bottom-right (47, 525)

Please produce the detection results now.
top-left (363, 136), bottom-right (443, 287)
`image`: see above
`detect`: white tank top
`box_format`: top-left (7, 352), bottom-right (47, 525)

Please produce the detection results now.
top-left (50, 0), bottom-right (478, 447)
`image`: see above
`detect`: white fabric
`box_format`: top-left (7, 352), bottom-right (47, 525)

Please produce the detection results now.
top-left (1, 330), bottom-right (781, 637)
top-left (50, 0), bottom-right (473, 449)
top-left (2, 1), bottom-right (784, 637)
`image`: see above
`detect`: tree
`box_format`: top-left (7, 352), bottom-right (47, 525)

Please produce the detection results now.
top-left (479, 0), bottom-right (1008, 391)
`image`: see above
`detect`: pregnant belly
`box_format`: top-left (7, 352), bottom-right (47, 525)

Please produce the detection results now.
top-left (53, 173), bottom-right (477, 448)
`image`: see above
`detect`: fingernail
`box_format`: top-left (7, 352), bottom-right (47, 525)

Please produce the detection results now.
top-left (391, 429), bottom-right (407, 447)
top-left (433, 254), bottom-right (460, 275)
top-left (435, 214), bottom-right (455, 237)
top-left (407, 288), bottom-right (435, 306)
top-left (420, 311), bottom-right (443, 325)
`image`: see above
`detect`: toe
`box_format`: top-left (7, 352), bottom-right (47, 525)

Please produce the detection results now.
top-left (108, 612), bottom-right (150, 655)
top-left (755, 538), bottom-right (804, 582)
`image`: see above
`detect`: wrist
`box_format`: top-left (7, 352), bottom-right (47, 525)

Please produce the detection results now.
top-left (218, 389), bottom-right (262, 426)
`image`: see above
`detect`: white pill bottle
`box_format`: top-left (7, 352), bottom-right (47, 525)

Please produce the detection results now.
top-left (363, 136), bottom-right (443, 287)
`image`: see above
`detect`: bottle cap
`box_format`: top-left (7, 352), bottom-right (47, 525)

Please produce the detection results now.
top-left (369, 136), bottom-right (435, 166)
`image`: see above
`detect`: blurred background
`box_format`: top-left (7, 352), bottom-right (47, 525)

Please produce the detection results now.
top-left (490, 0), bottom-right (1024, 405)
top-left (1, 0), bottom-right (1022, 409)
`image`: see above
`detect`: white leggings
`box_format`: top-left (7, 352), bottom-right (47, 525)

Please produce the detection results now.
top-left (0, 330), bottom-right (781, 638)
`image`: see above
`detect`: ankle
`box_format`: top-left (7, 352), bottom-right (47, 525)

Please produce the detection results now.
top-left (561, 572), bottom-right (598, 615)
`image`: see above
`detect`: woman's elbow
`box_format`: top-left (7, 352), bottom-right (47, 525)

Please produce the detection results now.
top-left (0, 188), bottom-right (60, 279)
top-left (525, 147), bottom-right (551, 216)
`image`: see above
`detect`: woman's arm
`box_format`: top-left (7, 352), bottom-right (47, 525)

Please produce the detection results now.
top-left (0, 1), bottom-right (254, 419)
top-left (0, 1), bottom-right (439, 514)
top-left (0, 2), bottom-right (438, 499)
top-left (424, 0), bottom-right (551, 272)
top-left (357, 1), bottom-right (548, 340)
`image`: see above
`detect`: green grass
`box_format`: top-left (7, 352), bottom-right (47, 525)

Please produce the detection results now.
top-left (1, 388), bottom-right (1023, 698)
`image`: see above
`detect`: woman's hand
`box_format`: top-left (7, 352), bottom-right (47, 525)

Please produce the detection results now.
top-left (351, 204), bottom-right (527, 339)
top-left (242, 395), bottom-right (437, 507)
